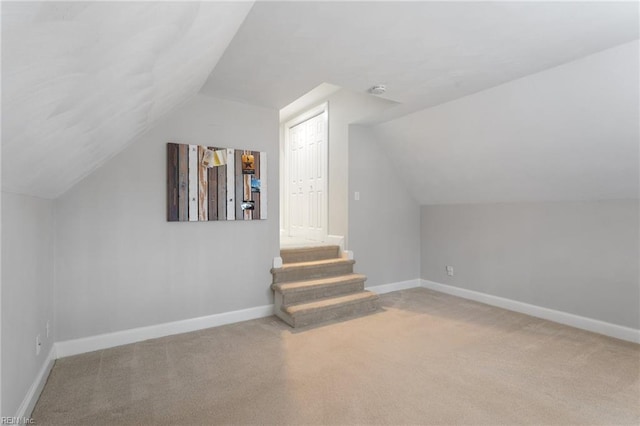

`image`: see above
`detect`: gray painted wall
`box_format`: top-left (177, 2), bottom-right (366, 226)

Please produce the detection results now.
top-left (421, 200), bottom-right (639, 328)
top-left (326, 90), bottom-right (396, 240)
top-left (349, 125), bottom-right (421, 287)
top-left (54, 95), bottom-right (279, 341)
top-left (1, 192), bottom-right (54, 416)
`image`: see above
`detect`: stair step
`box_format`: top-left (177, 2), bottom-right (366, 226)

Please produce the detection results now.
top-left (272, 274), bottom-right (367, 305)
top-left (271, 258), bottom-right (355, 284)
top-left (281, 245), bottom-right (340, 264)
top-left (277, 291), bottom-right (379, 328)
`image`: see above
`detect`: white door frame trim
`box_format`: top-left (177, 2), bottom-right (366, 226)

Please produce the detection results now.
top-left (282, 102), bottom-right (329, 241)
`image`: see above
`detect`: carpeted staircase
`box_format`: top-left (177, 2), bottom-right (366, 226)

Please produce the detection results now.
top-left (271, 245), bottom-right (379, 327)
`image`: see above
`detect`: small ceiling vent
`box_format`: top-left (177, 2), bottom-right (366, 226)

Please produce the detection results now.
top-left (368, 85), bottom-right (387, 95)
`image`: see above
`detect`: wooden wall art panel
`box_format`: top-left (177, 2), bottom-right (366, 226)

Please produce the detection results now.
top-left (167, 143), bottom-right (267, 221)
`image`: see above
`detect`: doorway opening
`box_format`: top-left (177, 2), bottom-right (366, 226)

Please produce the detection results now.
top-left (281, 103), bottom-right (329, 248)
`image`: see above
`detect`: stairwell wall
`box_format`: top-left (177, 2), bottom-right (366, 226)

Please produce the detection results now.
top-left (280, 88), bottom-right (396, 241)
top-left (54, 95), bottom-right (279, 341)
top-left (348, 125), bottom-right (421, 288)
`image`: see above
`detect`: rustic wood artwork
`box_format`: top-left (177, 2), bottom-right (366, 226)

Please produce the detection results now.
top-left (166, 143), bottom-right (267, 222)
top-left (166, 143), bottom-right (179, 221)
top-left (198, 146), bottom-right (208, 221)
top-left (178, 144), bottom-right (189, 221)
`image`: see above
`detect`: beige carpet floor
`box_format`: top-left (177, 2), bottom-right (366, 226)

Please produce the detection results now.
top-left (33, 288), bottom-right (639, 425)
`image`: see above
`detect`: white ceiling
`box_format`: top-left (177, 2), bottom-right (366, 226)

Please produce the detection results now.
top-left (3, 1), bottom-right (637, 201)
top-left (372, 41), bottom-right (639, 205)
top-left (2, 1), bottom-right (253, 198)
top-left (202, 1), bottom-right (638, 123)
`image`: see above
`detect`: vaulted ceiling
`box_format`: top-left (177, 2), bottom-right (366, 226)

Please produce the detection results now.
top-left (2, 1), bottom-right (638, 200)
top-left (373, 41), bottom-right (639, 205)
top-left (202, 1), bottom-right (638, 123)
top-left (2, 1), bottom-right (253, 198)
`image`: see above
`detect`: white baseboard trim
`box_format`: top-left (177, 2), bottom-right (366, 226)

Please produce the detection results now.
top-left (342, 250), bottom-right (354, 260)
top-left (367, 279), bottom-right (421, 295)
top-left (326, 235), bottom-right (345, 253)
top-left (16, 345), bottom-right (56, 418)
top-left (53, 278), bottom-right (422, 360)
top-left (55, 304), bottom-right (274, 359)
top-left (421, 279), bottom-right (640, 344)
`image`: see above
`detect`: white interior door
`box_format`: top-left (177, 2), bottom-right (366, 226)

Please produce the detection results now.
top-left (286, 105), bottom-right (328, 241)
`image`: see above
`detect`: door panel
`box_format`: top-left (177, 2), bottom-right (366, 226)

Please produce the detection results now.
top-left (287, 109), bottom-right (327, 241)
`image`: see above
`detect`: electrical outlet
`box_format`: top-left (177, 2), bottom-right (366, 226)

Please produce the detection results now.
top-left (36, 334), bottom-right (42, 356)
top-left (354, 191), bottom-right (360, 201)
top-left (46, 320), bottom-right (50, 338)
top-left (446, 265), bottom-right (454, 277)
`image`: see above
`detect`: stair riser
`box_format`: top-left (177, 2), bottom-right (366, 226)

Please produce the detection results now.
top-left (291, 298), bottom-right (379, 328)
top-left (274, 305), bottom-right (294, 327)
top-left (281, 247), bottom-right (340, 264)
top-left (273, 263), bottom-right (354, 283)
top-left (281, 280), bottom-right (365, 305)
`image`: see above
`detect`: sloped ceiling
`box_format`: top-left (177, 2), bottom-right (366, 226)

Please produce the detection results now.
top-left (2, 1), bottom-right (254, 198)
top-left (202, 1), bottom-right (638, 123)
top-left (372, 41), bottom-right (639, 205)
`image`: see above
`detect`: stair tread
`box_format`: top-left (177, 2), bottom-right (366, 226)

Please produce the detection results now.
top-left (284, 291), bottom-right (379, 315)
top-left (280, 245), bottom-right (340, 255)
top-left (277, 257), bottom-right (355, 270)
top-left (274, 274), bottom-right (367, 292)
top-left (280, 245), bottom-right (342, 264)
